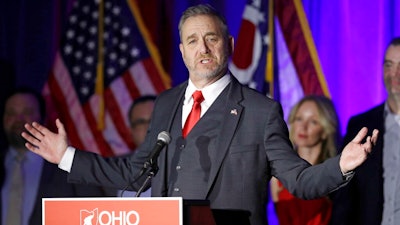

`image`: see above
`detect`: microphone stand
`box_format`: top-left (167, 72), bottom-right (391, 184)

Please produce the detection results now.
top-left (135, 158), bottom-right (159, 197)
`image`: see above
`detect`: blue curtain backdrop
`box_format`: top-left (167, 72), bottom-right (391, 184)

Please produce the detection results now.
top-left (302, 0), bottom-right (400, 134)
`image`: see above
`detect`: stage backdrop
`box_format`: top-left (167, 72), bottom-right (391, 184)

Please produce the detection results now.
top-left (1, 0), bottom-right (399, 135)
top-left (0, 0), bottom-right (399, 224)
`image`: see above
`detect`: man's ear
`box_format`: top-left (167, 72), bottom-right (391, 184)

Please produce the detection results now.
top-left (179, 43), bottom-right (184, 57)
top-left (228, 36), bottom-right (234, 55)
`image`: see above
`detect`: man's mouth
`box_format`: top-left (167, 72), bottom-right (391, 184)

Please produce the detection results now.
top-left (200, 59), bottom-right (211, 64)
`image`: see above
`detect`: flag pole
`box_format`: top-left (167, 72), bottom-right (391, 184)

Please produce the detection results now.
top-left (266, 0), bottom-right (275, 98)
top-left (96, 0), bottom-right (105, 130)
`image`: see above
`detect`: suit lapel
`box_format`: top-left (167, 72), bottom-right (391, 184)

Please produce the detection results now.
top-left (163, 82), bottom-right (187, 138)
top-left (205, 78), bottom-right (243, 198)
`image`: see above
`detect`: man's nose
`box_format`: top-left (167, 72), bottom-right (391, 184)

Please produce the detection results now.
top-left (199, 40), bottom-right (210, 54)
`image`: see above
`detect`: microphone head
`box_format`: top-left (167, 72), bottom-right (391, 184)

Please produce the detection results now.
top-left (157, 131), bottom-right (171, 144)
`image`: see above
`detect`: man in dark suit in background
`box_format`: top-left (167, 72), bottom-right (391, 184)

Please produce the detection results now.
top-left (21, 4), bottom-right (378, 225)
top-left (1, 87), bottom-right (108, 225)
top-left (330, 37), bottom-right (400, 225)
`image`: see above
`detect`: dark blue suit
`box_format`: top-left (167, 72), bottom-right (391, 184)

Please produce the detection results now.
top-left (330, 103), bottom-right (385, 225)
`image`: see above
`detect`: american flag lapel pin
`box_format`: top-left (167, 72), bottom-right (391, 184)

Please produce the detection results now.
top-left (230, 109), bottom-right (238, 115)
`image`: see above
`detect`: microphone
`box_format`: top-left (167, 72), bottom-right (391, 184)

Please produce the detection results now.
top-left (121, 131), bottom-right (171, 197)
top-left (144, 131), bottom-right (171, 168)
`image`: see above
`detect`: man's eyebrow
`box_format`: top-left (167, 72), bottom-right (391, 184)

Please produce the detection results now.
top-left (185, 33), bottom-right (197, 41)
top-left (185, 32), bottom-right (218, 41)
top-left (205, 32), bottom-right (218, 36)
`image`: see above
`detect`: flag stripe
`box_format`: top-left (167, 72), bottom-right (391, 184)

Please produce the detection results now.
top-left (122, 71), bottom-right (141, 99)
top-left (275, 0), bottom-right (329, 96)
top-left (105, 83), bottom-right (135, 150)
top-left (129, 61), bottom-right (158, 95)
top-left (102, 110), bottom-right (131, 155)
top-left (231, 19), bottom-right (256, 69)
top-left (142, 58), bottom-right (169, 93)
top-left (84, 100), bottom-right (114, 156)
top-left (127, 0), bottom-right (171, 90)
top-left (275, 20), bottom-right (305, 118)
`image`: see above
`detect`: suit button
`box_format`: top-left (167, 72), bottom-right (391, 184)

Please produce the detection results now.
top-left (174, 187), bottom-right (180, 192)
top-left (179, 144), bottom-right (185, 150)
top-left (176, 165), bottom-right (181, 170)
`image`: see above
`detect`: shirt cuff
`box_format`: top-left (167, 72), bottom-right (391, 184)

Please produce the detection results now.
top-left (58, 146), bottom-right (76, 173)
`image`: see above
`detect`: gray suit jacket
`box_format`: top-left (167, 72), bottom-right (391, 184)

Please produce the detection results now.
top-left (68, 76), bottom-right (348, 225)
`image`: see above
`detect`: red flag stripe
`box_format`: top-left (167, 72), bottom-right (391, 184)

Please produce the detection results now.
top-left (232, 19), bottom-right (256, 69)
top-left (128, 60), bottom-right (159, 95)
top-left (142, 58), bottom-right (168, 94)
top-left (83, 101), bottom-right (114, 156)
top-left (122, 71), bottom-right (141, 100)
top-left (105, 82), bottom-right (135, 151)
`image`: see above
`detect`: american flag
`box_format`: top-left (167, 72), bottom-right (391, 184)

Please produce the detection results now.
top-left (43, 0), bottom-right (170, 156)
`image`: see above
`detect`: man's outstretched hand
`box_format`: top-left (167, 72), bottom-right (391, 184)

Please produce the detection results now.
top-left (21, 118), bottom-right (68, 164)
top-left (339, 127), bottom-right (379, 174)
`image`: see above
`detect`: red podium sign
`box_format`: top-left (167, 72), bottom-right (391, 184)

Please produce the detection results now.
top-left (43, 197), bottom-right (183, 225)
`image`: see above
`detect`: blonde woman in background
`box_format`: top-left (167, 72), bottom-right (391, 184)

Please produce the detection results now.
top-left (270, 95), bottom-right (340, 225)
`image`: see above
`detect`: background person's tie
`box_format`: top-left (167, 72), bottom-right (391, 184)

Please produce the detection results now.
top-left (182, 90), bottom-right (204, 138)
top-left (6, 152), bottom-right (25, 225)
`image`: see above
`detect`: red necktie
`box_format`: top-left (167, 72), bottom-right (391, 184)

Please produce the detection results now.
top-left (182, 90), bottom-right (204, 138)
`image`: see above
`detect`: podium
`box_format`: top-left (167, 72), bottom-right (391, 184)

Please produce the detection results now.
top-left (43, 197), bottom-right (217, 225)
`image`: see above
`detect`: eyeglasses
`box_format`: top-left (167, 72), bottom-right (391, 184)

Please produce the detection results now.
top-left (130, 118), bottom-right (151, 128)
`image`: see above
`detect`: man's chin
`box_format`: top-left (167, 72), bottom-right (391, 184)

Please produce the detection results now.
top-left (197, 67), bottom-right (225, 78)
